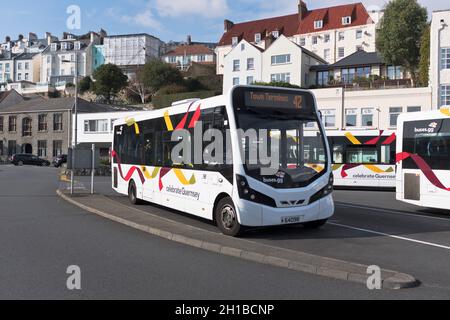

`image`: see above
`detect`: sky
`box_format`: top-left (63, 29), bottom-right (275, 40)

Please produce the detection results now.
top-left (0, 0), bottom-right (444, 44)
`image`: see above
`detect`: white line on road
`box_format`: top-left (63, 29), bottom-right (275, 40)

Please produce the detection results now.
top-left (336, 202), bottom-right (450, 222)
top-left (329, 222), bottom-right (450, 251)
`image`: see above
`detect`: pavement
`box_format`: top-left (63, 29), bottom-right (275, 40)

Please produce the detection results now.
top-left (1, 165), bottom-right (449, 299)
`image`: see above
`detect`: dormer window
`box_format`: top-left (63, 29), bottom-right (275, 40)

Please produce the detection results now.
top-left (61, 42), bottom-right (67, 51)
top-left (51, 43), bottom-right (57, 52)
top-left (314, 20), bottom-right (323, 29)
top-left (272, 31), bottom-right (279, 38)
top-left (74, 41), bottom-right (81, 51)
top-left (342, 16), bottom-right (352, 25)
top-left (255, 33), bottom-right (261, 44)
top-left (232, 37), bottom-right (239, 47)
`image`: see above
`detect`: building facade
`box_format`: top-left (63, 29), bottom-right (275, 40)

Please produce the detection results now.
top-left (0, 51), bottom-right (16, 83)
top-left (216, 1), bottom-right (381, 75)
top-left (312, 87), bottom-right (432, 132)
top-left (163, 44), bottom-right (215, 71)
top-left (430, 10), bottom-right (450, 109)
top-left (40, 31), bottom-right (104, 86)
top-left (14, 53), bottom-right (41, 83)
top-left (0, 97), bottom-right (137, 161)
top-left (103, 34), bottom-right (163, 77)
top-left (223, 35), bottom-right (326, 93)
top-left (310, 50), bottom-right (408, 88)
top-left (75, 111), bottom-right (147, 156)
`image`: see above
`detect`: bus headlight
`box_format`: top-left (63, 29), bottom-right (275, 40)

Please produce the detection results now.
top-left (236, 175), bottom-right (277, 208)
top-left (309, 174), bottom-right (334, 204)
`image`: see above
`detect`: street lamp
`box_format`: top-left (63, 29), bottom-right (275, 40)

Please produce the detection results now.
top-left (62, 53), bottom-right (78, 194)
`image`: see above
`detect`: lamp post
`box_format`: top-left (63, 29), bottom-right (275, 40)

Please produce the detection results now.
top-left (62, 53), bottom-right (78, 194)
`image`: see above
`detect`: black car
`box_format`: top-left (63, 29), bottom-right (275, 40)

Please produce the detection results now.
top-left (52, 154), bottom-right (67, 168)
top-left (10, 154), bottom-right (51, 167)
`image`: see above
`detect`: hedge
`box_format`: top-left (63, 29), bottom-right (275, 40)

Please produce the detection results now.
top-left (152, 90), bottom-right (219, 109)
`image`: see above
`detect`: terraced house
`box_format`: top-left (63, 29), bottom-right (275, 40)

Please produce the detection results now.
top-left (0, 96), bottom-right (136, 161)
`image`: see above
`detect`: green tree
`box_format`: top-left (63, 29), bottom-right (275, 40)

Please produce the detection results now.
top-left (79, 76), bottom-right (93, 93)
top-left (92, 64), bottom-right (128, 103)
top-left (141, 59), bottom-right (183, 93)
top-left (376, 0), bottom-right (428, 86)
top-left (418, 25), bottom-right (430, 87)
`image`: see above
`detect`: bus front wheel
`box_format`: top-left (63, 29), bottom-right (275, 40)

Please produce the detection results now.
top-left (128, 181), bottom-right (143, 205)
top-left (215, 197), bottom-right (244, 237)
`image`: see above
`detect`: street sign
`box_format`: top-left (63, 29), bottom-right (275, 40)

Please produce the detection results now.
top-left (67, 147), bottom-right (101, 170)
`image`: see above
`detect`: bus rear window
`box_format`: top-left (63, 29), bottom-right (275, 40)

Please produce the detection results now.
top-left (403, 118), bottom-right (450, 170)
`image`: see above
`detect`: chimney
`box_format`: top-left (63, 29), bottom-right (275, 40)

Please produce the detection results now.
top-left (5, 36), bottom-right (11, 43)
top-left (29, 32), bottom-right (37, 41)
top-left (90, 31), bottom-right (96, 43)
top-left (18, 34), bottom-right (24, 41)
top-left (298, 1), bottom-right (308, 22)
top-left (186, 35), bottom-right (192, 45)
top-left (224, 19), bottom-right (234, 33)
top-left (46, 32), bottom-right (52, 45)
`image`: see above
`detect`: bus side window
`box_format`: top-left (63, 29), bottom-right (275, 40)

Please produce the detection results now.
top-left (381, 145), bottom-right (392, 164)
top-left (333, 145), bottom-right (344, 164)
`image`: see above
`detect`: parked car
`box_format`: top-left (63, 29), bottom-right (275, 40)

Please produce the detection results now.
top-left (52, 154), bottom-right (67, 168)
top-left (10, 154), bottom-right (51, 167)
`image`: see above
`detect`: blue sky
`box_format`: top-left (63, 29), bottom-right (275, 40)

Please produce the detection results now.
top-left (0, 0), bottom-right (441, 43)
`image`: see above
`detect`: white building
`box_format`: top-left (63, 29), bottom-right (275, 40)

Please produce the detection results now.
top-left (312, 87), bottom-right (432, 131)
top-left (74, 111), bottom-right (148, 155)
top-left (0, 51), bottom-right (15, 83)
top-left (41, 31), bottom-right (104, 86)
top-left (14, 53), bottom-right (41, 83)
top-left (223, 40), bottom-right (263, 92)
top-left (216, 1), bottom-right (381, 75)
top-left (162, 44), bottom-right (215, 71)
top-left (104, 34), bottom-right (163, 77)
top-left (430, 10), bottom-right (450, 109)
top-left (223, 35), bottom-right (325, 92)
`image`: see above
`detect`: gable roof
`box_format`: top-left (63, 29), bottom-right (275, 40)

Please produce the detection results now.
top-left (163, 44), bottom-right (215, 57)
top-left (310, 50), bottom-right (382, 71)
top-left (219, 2), bottom-right (372, 46)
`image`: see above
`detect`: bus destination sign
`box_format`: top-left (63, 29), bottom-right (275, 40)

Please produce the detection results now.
top-left (245, 91), bottom-right (305, 110)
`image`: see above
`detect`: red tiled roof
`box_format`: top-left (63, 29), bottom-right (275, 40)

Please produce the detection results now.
top-left (163, 44), bottom-right (214, 57)
top-left (298, 3), bottom-right (369, 34)
top-left (219, 14), bottom-right (300, 46)
top-left (219, 2), bottom-right (372, 46)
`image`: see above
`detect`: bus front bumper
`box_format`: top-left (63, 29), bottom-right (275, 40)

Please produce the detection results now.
top-left (237, 195), bottom-right (334, 227)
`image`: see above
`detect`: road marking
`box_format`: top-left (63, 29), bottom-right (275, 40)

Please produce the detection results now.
top-left (336, 202), bottom-right (450, 222)
top-left (329, 222), bottom-right (450, 251)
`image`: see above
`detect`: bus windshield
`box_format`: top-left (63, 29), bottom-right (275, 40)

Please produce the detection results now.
top-left (232, 87), bottom-right (327, 189)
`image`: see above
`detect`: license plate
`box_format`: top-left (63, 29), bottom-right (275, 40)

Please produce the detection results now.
top-left (281, 215), bottom-right (304, 224)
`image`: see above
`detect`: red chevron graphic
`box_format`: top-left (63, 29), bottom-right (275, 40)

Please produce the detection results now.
top-left (111, 150), bottom-right (146, 185)
top-left (396, 152), bottom-right (450, 191)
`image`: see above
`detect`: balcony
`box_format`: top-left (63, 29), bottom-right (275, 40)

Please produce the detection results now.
top-left (311, 78), bottom-right (414, 91)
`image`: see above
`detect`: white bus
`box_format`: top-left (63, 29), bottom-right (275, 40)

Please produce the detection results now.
top-left (396, 109), bottom-right (450, 210)
top-left (327, 130), bottom-right (397, 188)
top-left (112, 86), bottom-right (334, 236)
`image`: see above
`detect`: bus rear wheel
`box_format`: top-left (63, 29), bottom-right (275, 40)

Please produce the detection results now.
top-left (128, 181), bottom-right (143, 205)
top-left (302, 219), bottom-right (328, 229)
top-left (215, 197), bottom-right (244, 237)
